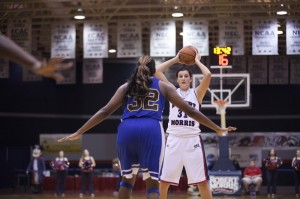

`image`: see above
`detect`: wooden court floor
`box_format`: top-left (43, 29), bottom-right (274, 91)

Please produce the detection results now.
top-left (0, 191), bottom-right (298, 199)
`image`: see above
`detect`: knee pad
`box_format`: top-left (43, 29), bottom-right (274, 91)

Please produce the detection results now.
top-left (120, 181), bottom-right (133, 190)
top-left (147, 188), bottom-right (160, 196)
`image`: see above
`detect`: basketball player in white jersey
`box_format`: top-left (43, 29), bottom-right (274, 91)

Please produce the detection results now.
top-left (156, 52), bottom-right (213, 199)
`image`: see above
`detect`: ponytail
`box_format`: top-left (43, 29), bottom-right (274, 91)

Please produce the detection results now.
top-left (126, 56), bottom-right (155, 99)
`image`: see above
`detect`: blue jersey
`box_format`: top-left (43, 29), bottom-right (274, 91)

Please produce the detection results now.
top-left (122, 77), bottom-right (165, 121)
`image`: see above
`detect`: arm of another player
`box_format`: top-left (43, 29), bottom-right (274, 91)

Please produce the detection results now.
top-left (58, 84), bottom-right (128, 142)
top-left (0, 34), bottom-right (72, 80)
top-left (159, 81), bottom-right (236, 136)
top-left (194, 53), bottom-right (211, 103)
top-left (154, 54), bottom-right (180, 88)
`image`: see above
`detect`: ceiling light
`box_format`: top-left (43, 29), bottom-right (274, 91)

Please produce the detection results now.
top-left (74, 15), bottom-right (85, 20)
top-left (108, 49), bottom-right (116, 53)
top-left (276, 4), bottom-right (287, 15)
top-left (74, 8), bottom-right (85, 20)
top-left (172, 12), bottom-right (183, 17)
top-left (277, 10), bottom-right (287, 15)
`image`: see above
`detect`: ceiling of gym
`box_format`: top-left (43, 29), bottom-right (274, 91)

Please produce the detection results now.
top-left (0, 0), bottom-right (299, 57)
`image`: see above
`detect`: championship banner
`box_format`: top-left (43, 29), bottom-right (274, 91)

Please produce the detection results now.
top-left (8, 19), bottom-right (41, 81)
top-left (0, 58), bottom-right (9, 78)
top-left (7, 18), bottom-right (32, 53)
top-left (248, 56), bottom-right (267, 84)
top-left (252, 19), bottom-right (278, 55)
top-left (117, 21), bottom-right (142, 58)
top-left (268, 56), bottom-right (288, 84)
top-left (219, 19), bottom-right (244, 55)
top-left (286, 19), bottom-right (300, 55)
top-left (51, 24), bottom-right (76, 59)
top-left (150, 21), bottom-right (176, 57)
top-left (183, 20), bottom-right (209, 56)
top-left (83, 59), bottom-right (103, 84)
top-left (83, 22), bottom-right (108, 58)
top-left (290, 57), bottom-right (300, 84)
top-left (56, 59), bottom-right (76, 84)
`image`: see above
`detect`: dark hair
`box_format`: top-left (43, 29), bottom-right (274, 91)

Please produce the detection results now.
top-left (175, 66), bottom-right (193, 78)
top-left (126, 55), bottom-right (156, 99)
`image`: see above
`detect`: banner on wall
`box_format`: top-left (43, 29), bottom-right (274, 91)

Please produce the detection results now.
top-left (83, 59), bottom-right (103, 84)
top-left (183, 20), bottom-right (209, 56)
top-left (83, 22), bottom-right (108, 58)
top-left (117, 21), bottom-right (142, 58)
top-left (202, 132), bottom-right (300, 168)
top-left (8, 18), bottom-right (41, 81)
top-left (51, 24), bottom-right (76, 59)
top-left (56, 59), bottom-right (76, 84)
top-left (252, 19), bottom-right (278, 55)
top-left (150, 21), bottom-right (176, 57)
top-left (248, 56), bottom-right (267, 84)
top-left (268, 56), bottom-right (288, 84)
top-left (7, 18), bottom-right (32, 53)
top-left (219, 19), bottom-right (244, 55)
top-left (286, 19), bottom-right (300, 55)
top-left (290, 57), bottom-right (300, 84)
top-left (40, 134), bottom-right (82, 156)
top-left (0, 58), bottom-right (9, 78)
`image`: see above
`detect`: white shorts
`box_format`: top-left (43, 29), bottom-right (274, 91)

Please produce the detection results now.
top-left (242, 176), bottom-right (262, 184)
top-left (160, 135), bottom-right (209, 185)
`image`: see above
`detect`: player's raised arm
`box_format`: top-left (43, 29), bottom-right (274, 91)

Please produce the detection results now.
top-left (155, 54), bottom-right (179, 88)
top-left (159, 81), bottom-right (236, 135)
top-left (194, 54), bottom-right (211, 103)
top-left (58, 83), bottom-right (128, 142)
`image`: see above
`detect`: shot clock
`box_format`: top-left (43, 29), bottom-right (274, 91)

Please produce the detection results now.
top-left (211, 46), bottom-right (233, 68)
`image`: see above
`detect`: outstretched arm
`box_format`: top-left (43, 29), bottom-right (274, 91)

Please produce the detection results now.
top-left (195, 54), bottom-right (211, 103)
top-left (58, 84), bottom-right (128, 142)
top-left (155, 55), bottom-right (180, 88)
top-left (0, 34), bottom-right (72, 80)
top-left (159, 81), bottom-right (236, 136)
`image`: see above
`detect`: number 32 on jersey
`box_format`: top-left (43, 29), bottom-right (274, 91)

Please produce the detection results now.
top-left (127, 89), bottom-right (159, 111)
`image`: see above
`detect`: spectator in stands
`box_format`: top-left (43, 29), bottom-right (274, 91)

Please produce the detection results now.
top-left (292, 149), bottom-right (300, 198)
top-left (242, 160), bottom-right (262, 195)
top-left (79, 149), bottom-right (96, 198)
top-left (50, 150), bottom-right (70, 197)
top-left (263, 148), bottom-right (282, 198)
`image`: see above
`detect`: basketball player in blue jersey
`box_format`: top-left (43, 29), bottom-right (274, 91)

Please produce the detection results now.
top-left (58, 55), bottom-right (235, 199)
top-left (156, 52), bottom-right (215, 199)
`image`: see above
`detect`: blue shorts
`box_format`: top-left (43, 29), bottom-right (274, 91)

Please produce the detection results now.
top-left (117, 118), bottom-right (165, 181)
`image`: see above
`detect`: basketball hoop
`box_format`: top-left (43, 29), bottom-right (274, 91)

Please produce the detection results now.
top-left (213, 100), bottom-right (228, 115)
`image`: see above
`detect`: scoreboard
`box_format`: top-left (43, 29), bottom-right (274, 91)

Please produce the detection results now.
top-left (211, 46), bottom-right (233, 67)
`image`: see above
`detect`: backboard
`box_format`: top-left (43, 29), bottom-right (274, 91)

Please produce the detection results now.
top-left (192, 73), bottom-right (250, 108)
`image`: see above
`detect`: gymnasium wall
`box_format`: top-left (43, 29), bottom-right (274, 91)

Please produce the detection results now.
top-left (0, 58), bottom-right (300, 149)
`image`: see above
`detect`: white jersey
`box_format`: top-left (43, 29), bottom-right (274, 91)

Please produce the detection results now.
top-left (166, 88), bottom-right (201, 137)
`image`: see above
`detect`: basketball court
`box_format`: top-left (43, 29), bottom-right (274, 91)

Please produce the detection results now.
top-left (1, 1), bottom-right (300, 199)
top-left (0, 191), bottom-right (297, 199)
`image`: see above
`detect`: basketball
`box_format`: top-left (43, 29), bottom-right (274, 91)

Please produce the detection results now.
top-left (178, 46), bottom-right (198, 65)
